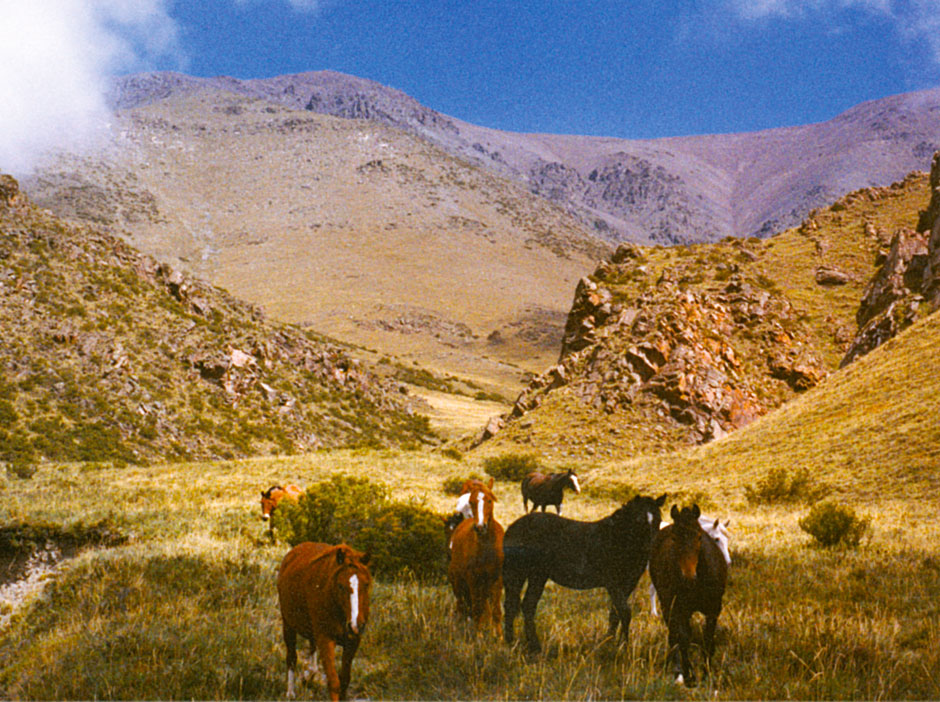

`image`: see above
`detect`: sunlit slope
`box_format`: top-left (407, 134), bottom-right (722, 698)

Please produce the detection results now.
top-left (484, 173), bottom-right (931, 457)
top-left (602, 308), bottom-right (940, 503)
top-left (27, 91), bottom-right (609, 393)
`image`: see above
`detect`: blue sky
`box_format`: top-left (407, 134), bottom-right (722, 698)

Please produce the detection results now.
top-left (166, 0), bottom-right (940, 138)
top-left (2, 0), bottom-right (940, 173)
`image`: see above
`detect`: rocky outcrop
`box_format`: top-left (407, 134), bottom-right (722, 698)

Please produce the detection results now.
top-left (491, 243), bottom-right (825, 447)
top-left (0, 175), bottom-right (434, 465)
top-left (842, 151), bottom-right (940, 365)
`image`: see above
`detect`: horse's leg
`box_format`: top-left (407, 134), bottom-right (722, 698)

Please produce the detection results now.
top-left (668, 610), bottom-right (694, 686)
top-left (316, 635), bottom-right (341, 701)
top-left (555, 501), bottom-right (562, 515)
top-left (521, 573), bottom-right (548, 654)
top-left (283, 624), bottom-right (298, 699)
top-left (491, 575), bottom-right (503, 637)
top-left (607, 586), bottom-right (632, 642)
top-left (702, 607), bottom-right (721, 678)
top-left (338, 637), bottom-right (360, 700)
top-left (503, 569), bottom-right (523, 645)
top-left (649, 582), bottom-right (658, 617)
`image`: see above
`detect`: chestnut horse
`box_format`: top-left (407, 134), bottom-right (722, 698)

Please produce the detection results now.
top-left (520, 469), bottom-right (581, 513)
top-left (277, 542), bottom-right (372, 700)
top-left (448, 481), bottom-right (504, 634)
top-left (649, 505), bottom-right (728, 686)
top-left (650, 515), bottom-right (730, 616)
top-left (261, 484), bottom-right (303, 521)
top-left (503, 493), bottom-right (666, 653)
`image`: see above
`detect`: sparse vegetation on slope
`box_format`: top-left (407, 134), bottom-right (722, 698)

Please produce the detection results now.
top-left (484, 171), bottom-right (933, 459)
top-left (0, 175), bottom-right (434, 466)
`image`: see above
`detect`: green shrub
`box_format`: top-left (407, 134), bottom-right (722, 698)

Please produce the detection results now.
top-left (483, 452), bottom-right (540, 482)
top-left (799, 501), bottom-right (871, 548)
top-left (745, 466), bottom-right (829, 504)
top-left (440, 446), bottom-right (464, 462)
top-left (271, 475), bottom-right (446, 582)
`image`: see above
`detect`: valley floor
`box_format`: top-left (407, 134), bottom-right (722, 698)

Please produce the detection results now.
top-left (1, 450), bottom-right (938, 700)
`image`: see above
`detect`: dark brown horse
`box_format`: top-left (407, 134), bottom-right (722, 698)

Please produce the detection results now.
top-left (448, 481), bottom-right (504, 635)
top-left (521, 469), bottom-right (581, 514)
top-left (649, 504), bottom-right (728, 687)
top-left (503, 493), bottom-right (666, 653)
top-left (261, 484), bottom-right (303, 521)
top-left (277, 542), bottom-right (372, 700)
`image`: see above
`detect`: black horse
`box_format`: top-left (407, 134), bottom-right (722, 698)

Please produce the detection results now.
top-left (520, 469), bottom-right (581, 514)
top-left (503, 493), bottom-right (667, 653)
top-left (649, 504), bottom-right (728, 686)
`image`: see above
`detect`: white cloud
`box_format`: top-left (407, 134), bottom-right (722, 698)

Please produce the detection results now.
top-left (0, 0), bottom-right (182, 176)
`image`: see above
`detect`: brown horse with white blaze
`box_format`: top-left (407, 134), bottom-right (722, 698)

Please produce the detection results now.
top-left (649, 504), bottom-right (728, 687)
top-left (261, 484), bottom-right (303, 521)
top-left (277, 542), bottom-right (372, 700)
top-left (448, 481), bottom-right (504, 634)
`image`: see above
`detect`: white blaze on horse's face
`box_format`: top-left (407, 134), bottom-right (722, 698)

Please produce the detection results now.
top-left (570, 474), bottom-right (581, 494)
top-left (349, 574), bottom-right (360, 633)
top-left (455, 492), bottom-right (472, 519)
top-left (476, 491), bottom-right (485, 528)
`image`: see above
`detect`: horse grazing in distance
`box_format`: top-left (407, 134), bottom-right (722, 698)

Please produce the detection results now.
top-left (649, 505), bottom-right (728, 687)
top-left (503, 493), bottom-right (666, 653)
top-left (448, 481), bottom-right (504, 635)
top-left (261, 484), bottom-right (303, 521)
top-left (277, 543), bottom-right (372, 700)
top-left (650, 516), bottom-right (731, 616)
top-left (521, 469), bottom-right (581, 514)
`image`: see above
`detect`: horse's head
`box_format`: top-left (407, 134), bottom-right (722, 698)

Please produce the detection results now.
top-left (565, 469), bottom-right (581, 494)
top-left (467, 485), bottom-right (497, 534)
top-left (331, 546), bottom-right (372, 637)
top-left (671, 504), bottom-right (703, 580)
top-left (610, 493), bottom-right (666, 541)
top-left (700, 516), bottom-right (732, 565)
top-left (260, 485), bottom-right (283, 521)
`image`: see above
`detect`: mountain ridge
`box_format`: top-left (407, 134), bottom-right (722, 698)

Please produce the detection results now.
top-left (106, 70), bottom-right (940, 245)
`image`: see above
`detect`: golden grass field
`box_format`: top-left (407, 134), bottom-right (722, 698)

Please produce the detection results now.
top-left (2, 308), bottom-right (938, 700)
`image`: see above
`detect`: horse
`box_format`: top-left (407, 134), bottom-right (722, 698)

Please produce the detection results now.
top-left (502, 493), bottom-right (666, 653)
top-left (261, 484), bottom-right (303, 521)
top-left (447, 481), bottom-right (504, 634)
top-left (649, 516), bottom-right (730, 616)
top-left (277, 542), bottom-right (372, 700)
top-left (520, 469), bottom-right (581, 514)
top-left (648, 505), bottom-right (728, 687)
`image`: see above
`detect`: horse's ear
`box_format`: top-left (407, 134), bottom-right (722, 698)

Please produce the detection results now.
top-left (656, 493), bottom-right (667, 507)
top-left (336, 548), bottom-right (346, 564)
top-left (360, 551), bottom-right (371, 566)
top-left (691, 504), bottom-right (701, 519)
top-left (487, 477), bottom-right (494, 489)
top-left (670, 504), bottom-right (680, 520)
top-left (260, 491), bottom-right (265, 497)
top-left (725, 519), bottom-right (731, 528)
top-left (713, 517), bottom-right (720, 529)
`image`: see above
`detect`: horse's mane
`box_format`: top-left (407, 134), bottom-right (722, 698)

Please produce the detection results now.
top-left (262, 485), bottom-right (284, 498)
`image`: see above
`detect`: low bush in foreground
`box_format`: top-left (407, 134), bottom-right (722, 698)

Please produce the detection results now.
top-left (270, 474), bottom-right (445, 582)
top-left (799, 501), bottom-right (871, 547)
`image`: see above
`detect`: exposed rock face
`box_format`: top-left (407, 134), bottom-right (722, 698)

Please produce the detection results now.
top-left (842, 151), bottom-right (940, 366)
top-left (499, 245), bottom-right (825, 446)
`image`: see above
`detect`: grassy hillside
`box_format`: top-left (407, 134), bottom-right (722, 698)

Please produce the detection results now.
top-left (0, 175), bottom-right (433, 466)
top-left (25, 90), bottom-right (610, 397)
top-left (485, 172), bottom-right (931, 458)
